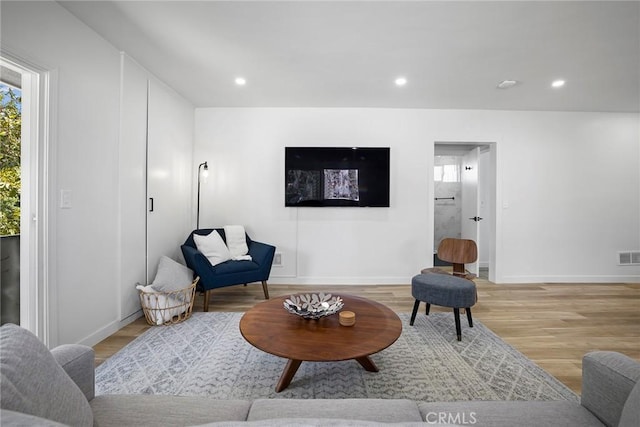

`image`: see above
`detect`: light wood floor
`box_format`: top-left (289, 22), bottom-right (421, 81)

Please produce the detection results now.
top-left (94, 278), bottom-right (640, 395)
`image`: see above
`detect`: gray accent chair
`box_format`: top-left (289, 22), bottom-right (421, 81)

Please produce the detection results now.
top-left (410, 272), bottom-right (477, 341)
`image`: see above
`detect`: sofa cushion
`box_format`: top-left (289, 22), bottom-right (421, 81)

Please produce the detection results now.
top-left (151, 255), bottom-right (194, 293)
top-left (0, 324), bottom-right (93, 427)
top-left (618, 380), bottom-right (640, 427)
top-left (411, 273), bottom-right (477, 308)
top-left (90, 395), bottom-right (251, 427)
top-left (417, 401), bottom-right (603, 427)
top-left (248, 399), bottom-right (423, 423)
top-left (194, 230), bottom-right (232, 266)
top-left (0, 409), bottom-right (70, 426)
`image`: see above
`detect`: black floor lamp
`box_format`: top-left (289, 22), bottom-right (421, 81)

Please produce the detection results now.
top-left (197, 161), bottom-right (208, 229)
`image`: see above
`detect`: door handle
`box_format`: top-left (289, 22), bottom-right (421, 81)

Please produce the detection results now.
top-left (469, 216), bottom-right (483, 222)
top-left (149, 197), bottom-right (154, 212)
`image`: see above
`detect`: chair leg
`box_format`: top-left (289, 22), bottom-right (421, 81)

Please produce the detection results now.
top-left (410, 300), bottom-right (420, 325)
top-left (466, 307), bottom-right (473, 328)
top-left (453, 308), bottom-right (462, 341)
top-left (203, 290), bottom-right (211, 312)
top-left (261, 281), bottom-right (270, 299)
top-left (425, 303), bottom-right (431, 315)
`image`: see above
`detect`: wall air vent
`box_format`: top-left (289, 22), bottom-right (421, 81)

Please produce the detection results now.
top-left (273, 252), bottom-right (283, 267)
top-left (618, 251), bottom-right (640, 265)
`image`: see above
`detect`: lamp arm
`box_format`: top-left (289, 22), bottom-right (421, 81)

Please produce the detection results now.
top-left (196, 161), bottom-right (208, 229)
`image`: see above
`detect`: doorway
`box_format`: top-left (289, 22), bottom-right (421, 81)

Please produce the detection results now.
top-left (434, 142), bottom-right (495, 281)
top-left (1, 66), bottom-right (22, 325)
top-left (0, 55), bottom-right (50, 342)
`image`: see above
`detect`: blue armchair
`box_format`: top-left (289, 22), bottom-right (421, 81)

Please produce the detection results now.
top-left (181, 228), bottom-right (275, 311)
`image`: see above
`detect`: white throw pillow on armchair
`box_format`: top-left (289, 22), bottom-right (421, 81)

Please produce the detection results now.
top-left (224, 225), bottom-right (249, 258)
top-left (193, 230), bottom-right (231, 266)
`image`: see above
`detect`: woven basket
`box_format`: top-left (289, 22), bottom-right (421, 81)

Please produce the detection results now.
top-left (138, 277), bottom-right (198, 326)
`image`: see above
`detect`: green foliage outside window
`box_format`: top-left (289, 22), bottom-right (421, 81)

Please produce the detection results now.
top-left (0, 85), bottom-right (21, 236)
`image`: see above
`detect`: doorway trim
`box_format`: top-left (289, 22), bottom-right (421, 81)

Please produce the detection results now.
top-left (432, 141), bottom-right (500, 283)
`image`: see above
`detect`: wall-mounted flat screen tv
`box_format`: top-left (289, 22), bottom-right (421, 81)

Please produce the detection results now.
top-left (285, 147), bottom-right (390, 207)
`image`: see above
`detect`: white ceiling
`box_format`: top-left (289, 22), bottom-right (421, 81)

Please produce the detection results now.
top-left (58, 1), bottom-right (640, 112)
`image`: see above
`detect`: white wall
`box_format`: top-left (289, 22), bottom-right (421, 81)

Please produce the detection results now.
top-left (195, 108), bottom-right (640, 285)
top-left (1, 2), bottom-right (194, 346)
top-left (2, 1), bottom-right (121, 345)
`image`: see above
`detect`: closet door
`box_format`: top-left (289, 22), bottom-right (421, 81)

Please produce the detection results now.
top-left (119, 54), bottom-right (148, 320)
top-left (119, 56), bottom-right (194, 321)
top-left (146, 79), bottom-right (194, 282)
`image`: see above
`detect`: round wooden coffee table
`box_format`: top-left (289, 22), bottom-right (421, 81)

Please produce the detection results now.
top-left (239, 294), bottom-right (402, 392)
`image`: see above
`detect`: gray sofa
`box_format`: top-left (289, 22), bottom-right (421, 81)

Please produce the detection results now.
top-left (1, 323), bottom-right (638, 427)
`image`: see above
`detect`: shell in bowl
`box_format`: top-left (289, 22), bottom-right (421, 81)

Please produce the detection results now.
top-left (283, 293), bottom-right (344, 319)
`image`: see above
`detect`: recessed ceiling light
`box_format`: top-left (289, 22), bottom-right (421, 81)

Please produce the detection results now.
top-left (551, 79), bottom-right (566, 88)
top-left (235, 77), bottom-right (246, 86)
top-left (395, 77), bottom-right (407, 87)
top-left (497, 80), bottom-right (518, 89)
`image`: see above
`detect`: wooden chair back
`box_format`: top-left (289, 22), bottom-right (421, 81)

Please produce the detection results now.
top-left (437, 238), bottom-right (478, 277)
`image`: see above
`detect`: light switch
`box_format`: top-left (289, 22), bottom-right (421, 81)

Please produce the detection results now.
top-left (60, 190), bottom-right (72, 209)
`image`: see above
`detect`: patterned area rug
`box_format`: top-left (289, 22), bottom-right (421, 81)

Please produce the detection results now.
top-left (96, 312), bottom-right (577, 402)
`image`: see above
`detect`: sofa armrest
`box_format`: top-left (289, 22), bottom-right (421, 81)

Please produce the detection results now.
top-left (581, 351), bottom-right (640, 427)
top-left (51, 344), bottom-right (95, 402)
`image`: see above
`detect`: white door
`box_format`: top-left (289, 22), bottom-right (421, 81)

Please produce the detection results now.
top-left (146, 79), bottom-right (194, 282)
top-left (118, 54), bottom-right (148, 319)
top-left (461, 147), bottom-right (480, 276)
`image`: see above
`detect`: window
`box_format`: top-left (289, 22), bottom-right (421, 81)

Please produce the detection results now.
top-left (434, 164), bottom-right (460, 182)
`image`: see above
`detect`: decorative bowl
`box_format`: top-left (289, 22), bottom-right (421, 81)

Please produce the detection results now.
top-left (283, 293), bottom-right (344, 319)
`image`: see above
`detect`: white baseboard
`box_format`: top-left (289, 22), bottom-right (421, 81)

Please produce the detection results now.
top-left (77, 310), bottom-right (143, 347)
top-left (499, 274), bottom-right (640, 284)
top-left (272, 274), bottom-right (640, 285)
top-left (270, 276), bottom-right (412, 285)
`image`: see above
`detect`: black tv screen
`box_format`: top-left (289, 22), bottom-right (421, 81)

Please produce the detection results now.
top-left (285, 147), bottom-right (390, 207)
